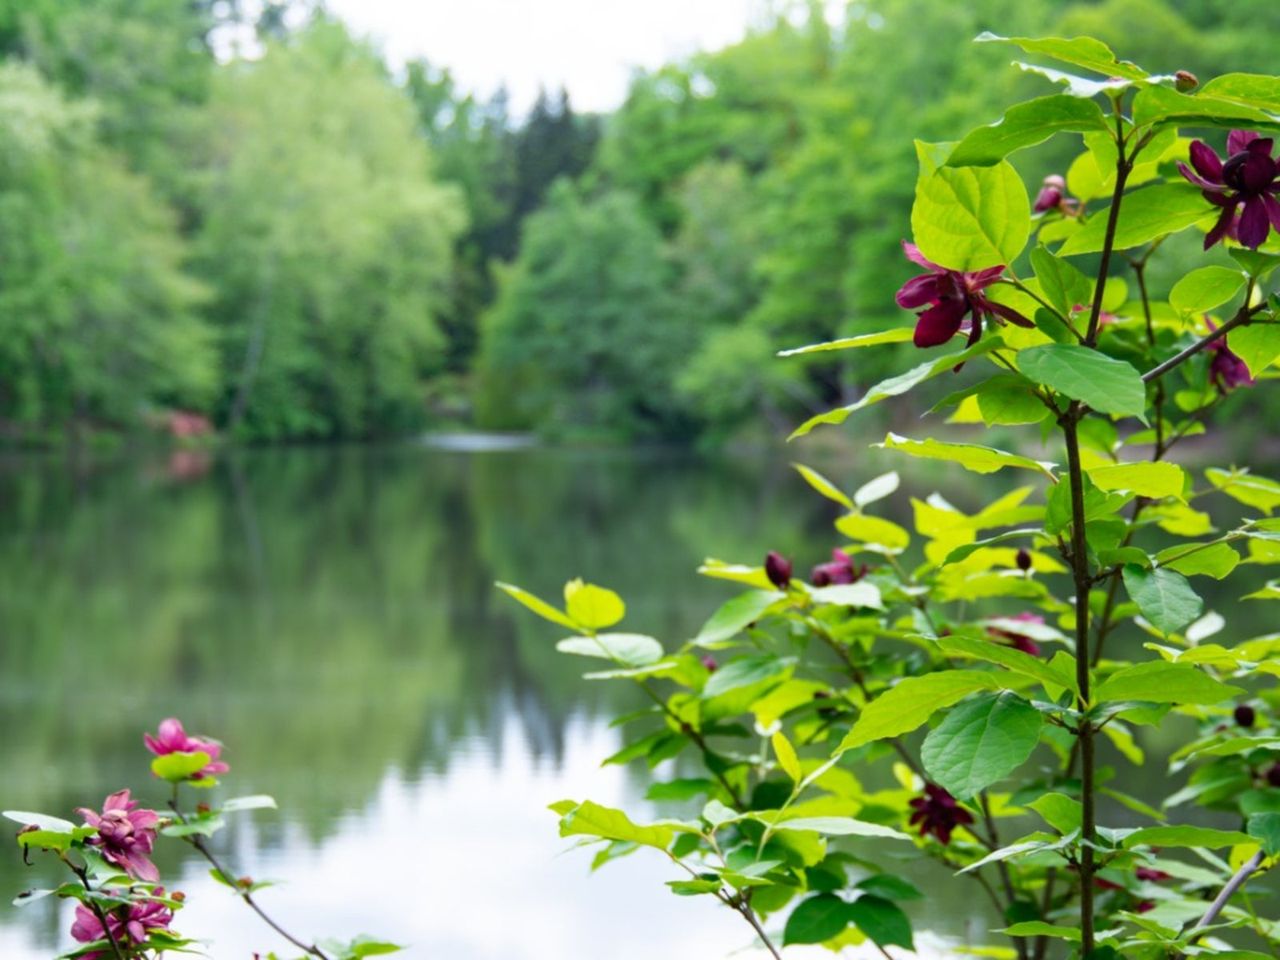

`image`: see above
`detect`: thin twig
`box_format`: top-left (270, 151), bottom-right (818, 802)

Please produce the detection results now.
top-left (1143, 302), bottom-right (1263, 384)
top-left (1191, 849), bottom-right (1266, 933)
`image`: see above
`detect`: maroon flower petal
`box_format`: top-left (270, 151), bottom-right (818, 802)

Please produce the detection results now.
top-left (913, 299), bottom-right (967, 348)
top-left (1266, 193), bottom-right (1280, 232)
top-left (1188, 141), bottom-right (1224, 183)
top-left (1247, 137), bottom-right (1275, 158)
top-left (968, 265), bottom-right (1007, 289)
top-left (1205, 201), bottom-right (1238, 250)
top-left (1228, 130), bottom-right (1260, 156)
top-left (901, 240), bottom-right (944, 272)
top-left (986, 300), bottom-right (1034, 328)
top-left (896, 273), bottom-right (944, 309)
top-left (1239, 194), bottom-right (1271, 248)
top-left (1178, 160), bottom-right (1221, 191)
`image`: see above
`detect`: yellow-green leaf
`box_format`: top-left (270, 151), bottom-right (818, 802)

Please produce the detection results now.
top-left (564, 579), bottom-right (625, 630)
top-left (878, 433), bottom-right (1056, 479)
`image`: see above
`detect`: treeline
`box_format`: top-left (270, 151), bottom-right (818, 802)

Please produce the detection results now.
top-left (0, 0), bottom-right (1276, 444)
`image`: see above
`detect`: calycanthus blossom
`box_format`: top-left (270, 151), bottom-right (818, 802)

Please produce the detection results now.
top-left (76, 790), bottom-right (160, 882)
top-left (908, 784), bottom-right (974, 845)
top-left (1206, 319), bottom-right (1253, 393)
top-left (895, 242), bottom-right (1032, 348)
top-left (71, 891), bottom-right (174, 959)
top-left (144, 717), bottom-right (230, 781)
top-left (987, 612), bottom-right (1046, 657)
top-left (1179, 130), bottom-right (1280, 249)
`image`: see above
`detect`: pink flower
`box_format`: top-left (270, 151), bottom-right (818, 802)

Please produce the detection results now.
top-left (1178, 130), bottom-right (1280, 249)
top-left (987, 612), bottom-right (1045, 657)
top-left (144, 717), bottom-right (230, 781)
top-left (1034, 174), bottom-right (1066, 213)
top-left (76, 790), bottom-right (160, 882)
top-left (71, 891), bottom-right (174, 959)
top-left (895, 242), bottom-right (1031, 349)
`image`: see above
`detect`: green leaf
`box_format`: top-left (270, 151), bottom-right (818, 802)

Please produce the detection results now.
top-left (936, 631), bottom-right (1077, 695)
top-left (838, 671), bottom-right (999, 753)
top-left (564, 580), bottom-right (625, 630)
top-left (1133, 85), bottom-right (1280, 131)
top-left (975, 34), bottom-right (1147, 80)
top-left (1247, 813), bottom-right (1280, 856)
top-left (767, 817), bottom-right (912, 841)
top-left (1122, 825), bottom-right (1252, 849)
top-left (556, 633), bottom-right (664, 667)
top-left (1169, 266), bottom-right (1247, 315)
top-left (854, 471), bottom-right (900, 509)
top-left (835, 513), bottom-right (910, 551)
top-left (1229, 325), bottom-right (1280, 378)
top-left (1017, 344), bottom-right (1146, 419)
top-left (1095, 661), bottom-right (1241, 705)
top-left (15, 830), bottom-right (73, 853)
top-left (1200, 74), bottom-right (1280, 113)
top-left (556, 800), bottom-right (674, 850)
top-left (848, 894), bottom-right (915, 950)
top-left (495, 582), bottom-right (579, 631)
top-left (778, 328), bottom-right (916, 357)
top-left (151, 751), bottom-right (212, 783)
top-left (790, 338), bottom-right (1002, 438)
top-left (911, 156), bottom-right (1030, 270)
top-left (877, 433), bottom-right (1056, 479)
top-left (1028, 793), bottom-right (1083, 834)
top-left (1207, 468), bottom-right (1280, 513)
top-left (1015, 61), bottom-right (1135, 99)
top-left (1058, 184), bottom-right (1213, 256)
top-left (220, 795), bottom-right (277, 813)
top-left (703, 655), bottom-right (793, 698)
top-left (694, 590), bottom-right (784, 646)
top-left (975, 376), bottom-right (1050, 426)
top-left (1121, 565), bottom-right (1204, 635)
top-left (1085, 462), bottom-right (1185, 500)
top-left (809, 582), bottom-right (884, 609)
top-left (1003, 922), bottom-right (1082, 942)
top-left (856, 875), bottom-right (923, 901)
top-left (2, 812), bottom-right (77, 833)
top-left (645, 779), bottom-right (718, 802)
top-left (947, 95), bottom-right (1108, 166)
top-left (793, 463), bottom-right (852, 508)
top-left (920, 692), bottom-right (1043, 800)
top-left (784, 894), bottom-right (849, 946)
top-left (1031, 246), bottom-right (1092, 318)
top-left (772, 732), bottom-right (801, 783)
top-left (1155, 542), bottom-right (1240, 580)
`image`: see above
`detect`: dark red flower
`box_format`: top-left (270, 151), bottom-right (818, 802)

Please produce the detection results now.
top-left (1206, 320), bottom-right (1254, 394)
top-left (1179, 131), bottom-right (1280, 249)
top-left (764, 551), bottom-right (793, 590)
top-left (1268, 763), bottom-right (1280, 788)
top-left (1015, 548), bottom-right (1033, 572)
top-left (1136, 867), bottom-right (1171, 882)
top-left (810, 549), bottom-right (867, 587)
top-left (1235, 704), bottom-right (1258, 728)
top-left (895, 242), bottom-right (1032, 349)
top-left (987, 612), bottom-right (1045, 657)
top-left (909, 784), bottom-right (974, 844)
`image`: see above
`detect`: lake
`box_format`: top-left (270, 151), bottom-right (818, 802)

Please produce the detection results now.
top-left (0, 439), bottom-right (1271, 958)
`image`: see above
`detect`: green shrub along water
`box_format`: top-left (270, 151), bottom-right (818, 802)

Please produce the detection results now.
top-left (1, 1), bottom-right (1279, 444)
top-left (503, 36), bottom-right (1280, 960)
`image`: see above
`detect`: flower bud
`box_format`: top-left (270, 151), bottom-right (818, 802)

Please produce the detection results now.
top-left (700, 655), bottom-right (718, 673)
top-left (172, 891), bottom-right (186, 902)
top-left (764, 550), bottom-right (793, 589)
top-left (1175, 70), bottom-right (1198, 92)
top-left (1235, 704), bottom-right (1257, 728)
top-left (1034, 174), bottom-right (1066, 213)
top-left (238, 876), bottom-right (254, 888)
top-left (1015, 548), bottom-right (1032, 572)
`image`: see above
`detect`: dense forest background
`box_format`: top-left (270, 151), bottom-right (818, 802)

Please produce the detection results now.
top-left (1, 0), bottom-right (1277, 446)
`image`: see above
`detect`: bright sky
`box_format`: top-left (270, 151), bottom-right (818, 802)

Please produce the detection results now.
top-left (324, 0), bottom-right (772, 113)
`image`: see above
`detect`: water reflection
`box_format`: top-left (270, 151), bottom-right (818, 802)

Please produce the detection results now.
top-left (0, 440), bottom-right (1272, 957)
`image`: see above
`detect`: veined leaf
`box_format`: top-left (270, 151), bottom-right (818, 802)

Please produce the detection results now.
top-left (1121, 825), bottom-right (1252, 849)
top-left (1229, 325), bottom-right (1280, 378)
top-left (778, 328), bottom-right (915, 356)
top-left (1169, 266), bottom-right (1247, 315)
top-left (695, 590), bottom-right (785, 646)
top-left (790, 338), bottom-right (1002, 438)
top-left (1200, 73), bottom-right (1280, 113)
top-left (556, 634), bottom-right (664, 667)
top-left (1122, 565), bottom-right (1204, 634)
top-left (936, 631), bottom-right (1077, 694)
top-left (921, 692), bottom-right (1043, 799)
top-left (912, 155), bottom-right (1030, 270)
top-left (556, 800), bottom-right (674, 850)
top-left (1086, 462), bottom-right (1186, 500)
top-left (496, 582), bottom-right (580, 631)
top-left (1095, 660), bottom-right (1241, 705)
top-left (1017, 344), bottom-right (1146, 419)
top-left (947, 95), bottom-right (1109, 166)
top-left (793, 463), bottom-right (853, 508)
top-left (975, 34), bottom-right (1147, 80)
top-left (564, 580), bottom-right (625, 630)
top-left (854, 471), bottom-right (900, 509)
top-left (1133, 85), bottom-right (1280, 131)
top-left (878, 433), bottom-right (1057, 479)
top-left (1058, 184), bottom-right (1213, 256)
top-left (838, 671), bottom-right (1000, 753)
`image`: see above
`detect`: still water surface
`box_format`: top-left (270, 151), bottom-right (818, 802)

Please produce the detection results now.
top-left (0, 441), bottom-right (1268, 958)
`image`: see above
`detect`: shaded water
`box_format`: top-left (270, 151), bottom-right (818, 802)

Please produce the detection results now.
top-left (0, 441), bottom-right (1271, 958)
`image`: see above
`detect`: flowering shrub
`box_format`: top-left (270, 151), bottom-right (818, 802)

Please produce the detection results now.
top-left (5, 718), bottom-right (398, 960)
top-left (502, 36), bottom-right (1280, 960)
